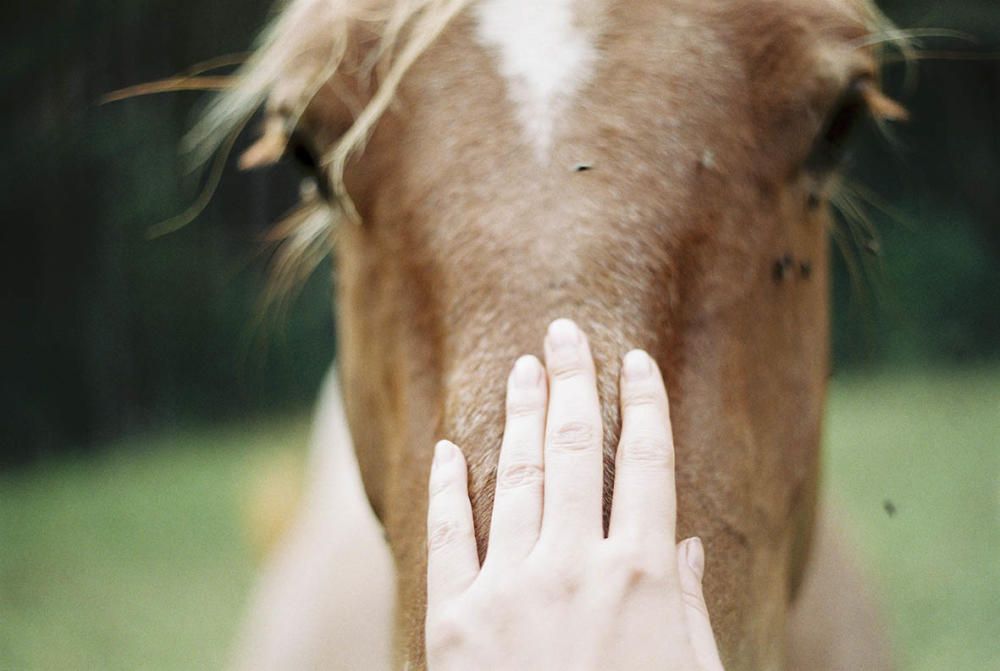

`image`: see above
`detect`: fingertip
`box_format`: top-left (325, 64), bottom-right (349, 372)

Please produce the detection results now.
top-left (621, 349), bottom-right (668, 388)
top-left (677, 536), bottom-right (724, 671)
top-left (619, 350), bottom-right (668, 396)
top-left (684, 536), bottom-right (706, 581)
top-left (544, 319), bottom-right (592, 365)
top-left (546, 318), bottom-right (583, 348)
top-left (431, 440), bottom-right (466, 482)
top-left (622, 349), bottom-right (654, 381)
top-left (510, 354), bottom-right (544, 389)
top-left (434, 439), bottom-right (459, 465)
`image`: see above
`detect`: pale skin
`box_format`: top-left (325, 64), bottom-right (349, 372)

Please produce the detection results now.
top-left (425, 319), bottom-right (725, 671)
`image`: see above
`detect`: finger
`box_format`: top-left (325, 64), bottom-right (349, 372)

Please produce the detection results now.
top-left (486, 355), bottom-right (548, 566)
top-left (426, 441), bottom-right (480, 611)
top-left (677, 538), bottom-right (725, 671)
top-left (540, 319), bottom-right (604, 541)
top-left (609, 350), bottom-right (676, 545)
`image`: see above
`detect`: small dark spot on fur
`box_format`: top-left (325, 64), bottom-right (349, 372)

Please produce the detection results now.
top-left (573, 163), bottom-right (592, 173)
top-left (773, 254), bottom-right (796, 283)
top-left (799, 261), bottom-right (812, 279)
top-left (773, 261), bottom-right (787, 283)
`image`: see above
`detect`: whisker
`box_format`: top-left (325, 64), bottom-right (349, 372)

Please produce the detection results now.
top-left (828, 217), bottom-right (870, 311)
top-left (881, 50), bottom-right (1000, 65)
top-left (834, 189), bottom-right (881, 282)
top-left (146, 116), bottom-right (249, 239)
top-left (840, 179), bottom-right (913, 231)
top-left (102, 53), bottom-right (248, 103)
top-left (177, 52), bottom-right (252, 76)
top-left (851, 27), bottom-right (975, 51)
top-left (102, 76), bottom-right (233, 103)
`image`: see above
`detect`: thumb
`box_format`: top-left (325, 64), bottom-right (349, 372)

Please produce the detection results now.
top-left (677, 537), bottom-right (725, 671)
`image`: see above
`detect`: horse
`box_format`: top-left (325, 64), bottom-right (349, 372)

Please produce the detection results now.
top-left (195, 0), bottom-right (905, 668)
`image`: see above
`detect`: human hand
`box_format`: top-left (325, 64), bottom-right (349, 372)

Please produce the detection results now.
top-left (425, 319), bottom-right (724, 670)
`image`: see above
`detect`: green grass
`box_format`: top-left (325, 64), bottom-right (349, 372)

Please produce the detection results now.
top-left (0, 416), bottom-right (311, 671)
top-left (1, 369), bottom-right (998, 670)
top-left (824, 367), bottom-right (1000, 671)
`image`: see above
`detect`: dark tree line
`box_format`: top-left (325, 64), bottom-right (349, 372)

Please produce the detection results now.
top-left (3, 0), bottom-right (329, 465)
top-left (2, 0), bottom-right (998, 467)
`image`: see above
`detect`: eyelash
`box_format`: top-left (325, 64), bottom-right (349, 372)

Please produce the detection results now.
top-left (805, 79), bottom-right (873, 175)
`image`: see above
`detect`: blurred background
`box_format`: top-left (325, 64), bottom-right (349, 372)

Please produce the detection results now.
top-left (2, 1), bottom-right (998, 669)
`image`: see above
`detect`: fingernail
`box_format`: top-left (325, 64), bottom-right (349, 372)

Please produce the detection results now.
top-left (623, 350), bottom-right (652, 381)
top-left (685, 537), bottom-right (705, 579)
top-left (547, 319), bottom-right (581, 351)
top-left (434, 440), bottom-right (456, 467)
top-left (512, 355), bottom-right (542, 388)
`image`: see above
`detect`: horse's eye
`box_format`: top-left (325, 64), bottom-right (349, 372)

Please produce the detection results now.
top-left (290, 140), bottom-right (318, 173)
top-left (805, 78), bottom-right (872, 175)
top-left (285, 134), bottom-right (331, 200)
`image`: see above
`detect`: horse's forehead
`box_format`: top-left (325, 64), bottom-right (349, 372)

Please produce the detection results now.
top-left (469, 0), bottom-right (870, 158)
top-left (473, 0), bottom-right (601, 158)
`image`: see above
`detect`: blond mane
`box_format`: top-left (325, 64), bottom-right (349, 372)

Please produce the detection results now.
top-left (184, 0), bottom-right (471, 303)
top-left (190, 0), bottom-right (471, 207)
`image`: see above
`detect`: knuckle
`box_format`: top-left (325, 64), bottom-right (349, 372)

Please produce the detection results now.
top-left (621, 386), bottom-right (661, 408)
top-left (506, 393), bottom-right (544, 419)
top-left (621, 563), bottom-right (654, 588)
top-left (547, 359), bottom-right (588, 381)
top-left (496, 461), bottom-right (544, 490)
top-left (605, 544), bottom-right (670, 585)
top-left (547, 420), bottom-right (598, 453)
top-left (622, 561), bottom-right (668, 588)
top-left (621, 433), bottom-right (673, 468)
top-left (427, 519), bottom-right (462, 552)
top-left (535, 562), bottom-right (583, 599)
top-left (555, 572), bottom-right (582, 598)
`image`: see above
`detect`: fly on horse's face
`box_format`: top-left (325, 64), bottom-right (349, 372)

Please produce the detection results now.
top-left (224, 0), bottom-right (901, 668)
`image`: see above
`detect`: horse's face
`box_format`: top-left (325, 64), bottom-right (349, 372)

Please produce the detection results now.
top-left (253, 0), bottom-right (890, 667)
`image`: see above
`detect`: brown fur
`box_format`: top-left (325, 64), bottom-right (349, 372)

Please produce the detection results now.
top-left (222, 1), bottom-right (900, 669)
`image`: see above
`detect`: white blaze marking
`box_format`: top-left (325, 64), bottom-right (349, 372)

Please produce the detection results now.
top-left (474, 0), bottom-right (598, 158)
